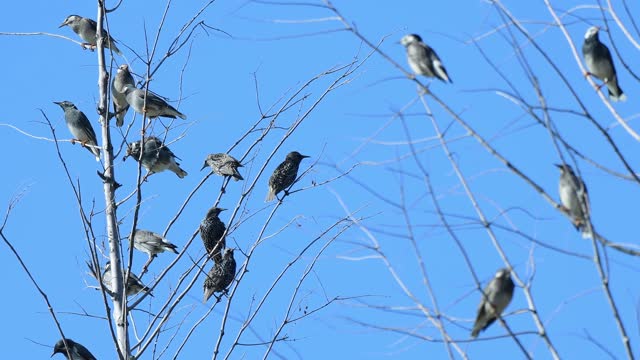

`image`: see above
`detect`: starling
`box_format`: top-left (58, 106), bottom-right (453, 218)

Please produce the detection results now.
top-left (101, 262), bottom-right (152, 297)
top-left (582, 26), bottom-right (626, 102)
top-left (265, 151), bottom-right (310, 202)
top-left (59, 15), bottom-right (122, 55)
top-left (471, 268), bottom-right (515, 338)
top-left (400, 34), bottom-right (452, 83)
top-left (203, 248), bottom-right (236, 302)
top-left (125, 136), bottom-right (188, 178)
top-left (111, 64), bottom-right (135, 127)
top-left (123, 85), bottom-right (186, 120)
top-left (52, 338), bottom-right (97, 360)
top-left (133, 229), bottom-right (179, 258)
top-left (556, 164), bottom-right (591, 237)
top-left (200, 207), bottom-right (227, 263)
top-left (201, 153), bottom-right (244, 181)
top-left (54, 101), bottom-right (100, 161)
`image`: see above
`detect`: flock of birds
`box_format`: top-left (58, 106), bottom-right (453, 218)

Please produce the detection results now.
top-left (49, 13), bottom-right (619, 359)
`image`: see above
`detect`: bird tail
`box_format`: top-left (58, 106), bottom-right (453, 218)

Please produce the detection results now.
top-left (204, 287), bottom-right (214, 303)
top-left (607, 82), bottom-right (627, 102)
top-left (232, 171), bottom-right (244, 181)
top-left (265, 187), bottom-right (276, 202)
top-left (171, 163), bottom-right (188, 178)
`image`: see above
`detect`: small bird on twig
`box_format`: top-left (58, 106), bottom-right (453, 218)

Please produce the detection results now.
top-left (201, 153), bottom-right (244, 181)
top-left (265, 151), bottom-right (309, 202)
top-left (471, 268), bottom-right (514, 338)
top-left (111, 64), bottom-right (135, 127)
top-left (54, 101), bottom-right (100, 161)
top-left (200, 207), bottom-right (227, 263)
top-left (556, 164), bottom-right (591, 238)
top-left (123, 85), bottom-right (186, 120)
top-left (124, 136), bottom-right (188, 178)
top-left (582, 26), bottom-right (626, 102)
top-left (400, 33), bottom-right (452, 83)
top-left (203, 248), bottom-right (236, 302)
top-left (59, 15), bottom-right (122, 55)
top-left (133, 229), bottom-right (179, 258)
top-left (52, 338), bottom-right (97, 360)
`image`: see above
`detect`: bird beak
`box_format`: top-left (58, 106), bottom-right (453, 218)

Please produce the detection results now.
top-left (53, 101), bottom-right (61, 105)
top-left (58, 20), bottom-right (68, 28)
top-left (553, 163), bottom-right (563, 168)
top-left (301, 155), bottom-right (310, 158)
top-left (220, 208), bottom-right (228, 212)
top-left (51, 350), bottom-right (57, 357)
top-left (200, 162), bottom-right (208, 171)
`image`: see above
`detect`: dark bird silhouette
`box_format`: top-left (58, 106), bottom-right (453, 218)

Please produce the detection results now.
top-left (203, 248), bottom-right (236, 302)
top-left (200, 207), bottom-right (227, 263)
top-left (471, 268), bottom-right (514, 338)
top-left (265, 151), bottom-right (309, 202)
top-left (52, 338), bottom-right (97, 360)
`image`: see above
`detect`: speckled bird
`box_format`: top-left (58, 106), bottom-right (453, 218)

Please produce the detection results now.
top-left (201, 153), bottom-right (244, 181)
top-left (556, 164), bottom-right (591, 238)
top-left (54, 101), bottom-right (100, 161)
top-left (200, 207), bottom-right (227, 263)
top-left (111, 64), bottom-right (135, 126)
top-left (133, 229), bottom-right (179, 258)
top-left (123, 85), bottom-right (186, 119)
top-left (471, 268), bottom-right (514, 338)
top-left (59, 15), bottom-right (121, 55)
top-left (583, 26), bottom-right (626, 102)
top-left (265, 151), bottom-right (309, 202)
top-left (52, 339), bottom-right (97, 360)
top-left (203, 248), bottom-right (236, 302)
top-left (125, 136), bottom-right (187, 178)
top-left (400, 34), bottom-right (452, 83)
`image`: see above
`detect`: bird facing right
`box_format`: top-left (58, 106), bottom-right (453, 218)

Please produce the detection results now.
top-left (265, 151), bottom-right (310, 202)
top-left (556, 164), bottom-right (591, 237)
top-left (125, 136), bottom-right (188, 178)
top-left (123, 85), bottom-right (187, 120)
top-left (203, 248), bottom-right (237, 302)
top-left (59, 15), bottom-right (122, 55)
top-left (54, 101), bottom-right (101, 161)
top-left (400, 34), bottom-right (452, 83)
top-left (200, 207), bottom-right (227, 263)
top-left (471, 268), bottom-right (514, 338)
top-left (111, 64), bottom-right (136, 127)
top-left (133, 229), bottom-right (179, 258)
top-left (52, 338), bottom-right (97, 360)
top-left (201, 153), bottom-right (244, 181)
top-left (582, 26), bottom-right (626, 102)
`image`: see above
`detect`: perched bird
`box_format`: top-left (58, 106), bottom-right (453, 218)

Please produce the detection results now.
top-left (101, 262), bottom-right (152, 297)
top-left (125, 136), bottom-right (188, 178)
top-left (201, 153), bottom-right (244, 181)
top-left (200, 207), bottom-right (227, 263)
top-left (400, 34), bottom-right (452, 83)
top-left (471, 268), bottom-right (515, 338)
top-left (123, 85), bottom-right (186, 119)
top-left (203, 248), bottom-right (236, 302)
top-left (556, 164), bottom-right (591, 237)
top-left (52, 338), bottom-right (97, 360)
top-left (111, 64), bottom-right (136, 127)
top-left (54, 101), bottom-right (100, 161)
top-left (59, 15), bottom-right (122, 55)
top-left (582, 26), bottom-right (626, 102)
top-left (265, 151), bottom-right (309, 202)
top-left (133, 229), bottom-right (179, 258)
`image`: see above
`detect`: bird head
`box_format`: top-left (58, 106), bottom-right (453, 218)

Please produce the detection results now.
top-left (287, 151), bottom-right (310, 162)
top-left (53, 101), bottom-right (76, 111)
top-left (400, 34), bottom-right (422, 47)
top-left (124, 140), bottom-right (142, 161)
top-left (554, 163), bottom-right (574, 175)
top-left (51, 339), bottom-right (72, 357)
top-left (206, 207), bottom-right (227, 218)
top-left (584, 26), bottom-right (600, 40)
top-left (59, 15), bottom-right (80, 28)
top-left (495, 268), bottom-right (511, 280)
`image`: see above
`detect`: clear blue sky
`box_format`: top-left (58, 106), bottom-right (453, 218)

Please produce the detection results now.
top-left (1, 0), bottom-right (639, 359)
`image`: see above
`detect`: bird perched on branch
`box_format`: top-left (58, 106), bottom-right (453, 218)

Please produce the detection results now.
top-left (556, 164), bottom-right (591, 238)
top-left (112, 64), bottom-right (135, 127)
top-left (54, 101), bottom-right (100, 161)
top-left (52, 339), bottom-right (97, 360)
top-left (59, 15), bottom-right (122, 55)
top-left (98, 262), bottom-right (153, 297)
top-left (400, 34), bottom-right (452, 83)
top-left (124, 136), bottom-right (188, 178)
top-left (471, 268), bottom-right (514, 338)
top-left (133, 229), bottom-right (179, 258)
top-left (123, 85), bottom-right (186, 120)
top-left (202, 153), bottom-right (244, 181)
top-left (203, 248), bottom-right (236, 302)
top-left (200, 207), bottom-right (227, 263)
top-left (582, 26), bottom-right (626, 102)
top-left (265, 151), bottom-right (309, 202)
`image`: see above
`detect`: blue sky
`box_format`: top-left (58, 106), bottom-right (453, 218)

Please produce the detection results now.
top-left (1, 0), bottom-right (639, 359)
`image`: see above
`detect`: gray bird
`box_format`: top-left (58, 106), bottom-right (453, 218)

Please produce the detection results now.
top-left (400, 34), bottom-right (452, 83)
top-left (556, 164), bottom-right (591, 237)
top-left (111, 64), bottom-right (135, 127)
top-left (203, 248), bottom-right (236, 302)
top-left (133, 229), bottom-right (179, 258)
top-left (59, 15), bottom-right (122, 55)
top-left (582, 26), bottom-right (626, 102)
top-left (200, 207), bottom-right (227, 264)
top-left (201, 153), bottom-right (244, 181)
top-left (101, 262), bottom-right (152, 297)
top-left (471, 268), bottom-right (515, 338)
top-left (265, 151), bottom-right (309, 202)
top-left (125, 136), bottom-right (188, 178)
top-left (52, 338), bottom-right (97, 360)
top-left (123, 85), bottom-right (186, 120)
top-left (54, 101), bottom-right (100, 161)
